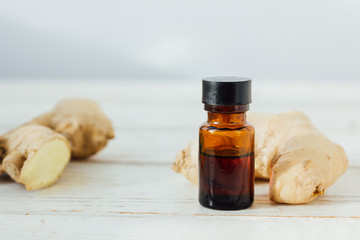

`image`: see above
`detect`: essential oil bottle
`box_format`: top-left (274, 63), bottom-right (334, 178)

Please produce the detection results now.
top-left (199, 76), bottom-right (255, 210)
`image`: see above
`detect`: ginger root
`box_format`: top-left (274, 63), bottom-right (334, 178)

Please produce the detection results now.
top-left (172, 139), bottom-right (199, 184)
top-left (172, 111), bottom-right (348, 204)
top-left (29, 99), bottom-right (115, 158)
top-left (0, 125), bottom-right (71, 190)
top-left (0, 98), bottom-right (114, 190)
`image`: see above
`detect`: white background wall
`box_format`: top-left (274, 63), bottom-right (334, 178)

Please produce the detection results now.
top-left (0, 0), bottom-right (359, 81)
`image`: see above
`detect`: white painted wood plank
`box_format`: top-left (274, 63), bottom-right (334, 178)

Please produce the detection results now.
top-left (1, 214), bottom-right (359, 240)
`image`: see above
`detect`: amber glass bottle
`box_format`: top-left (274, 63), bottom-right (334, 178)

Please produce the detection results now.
top-left (199, 77), bottom-right (254, 210)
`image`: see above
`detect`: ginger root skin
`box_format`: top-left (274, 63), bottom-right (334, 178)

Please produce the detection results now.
top-left (29, 99), bottom-right (115, 158)
top-left (0, 125), bottom-right (71, 190)
top-left (263, 111), bottom-right (348, 204)
top-left (172, 111), bottom-right (348, 204)
top-left (172, 139), bottom-right (198, 184)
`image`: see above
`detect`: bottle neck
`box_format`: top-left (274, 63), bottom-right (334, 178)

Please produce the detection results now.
top-left (205, 105), bottom-right (248, 126)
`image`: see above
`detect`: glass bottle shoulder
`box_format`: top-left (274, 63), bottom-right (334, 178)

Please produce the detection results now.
top-left (199, 121), bottom-right (254, 156)
top-left (200, 121), bottom-right (254, 133)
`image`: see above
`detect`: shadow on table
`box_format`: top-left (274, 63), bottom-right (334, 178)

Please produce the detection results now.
top-left (0, 174), bottom-right (14, 185)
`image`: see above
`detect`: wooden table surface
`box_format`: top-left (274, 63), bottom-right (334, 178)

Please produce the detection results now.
top-left (0, 80), bottom-right (359, 239)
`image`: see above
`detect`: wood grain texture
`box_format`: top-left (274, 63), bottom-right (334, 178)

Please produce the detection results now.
top-left (0, 80), bottom-right (359, 239)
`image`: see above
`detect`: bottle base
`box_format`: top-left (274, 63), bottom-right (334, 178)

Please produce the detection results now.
top-left (199, 194), bottom-right (253, 210)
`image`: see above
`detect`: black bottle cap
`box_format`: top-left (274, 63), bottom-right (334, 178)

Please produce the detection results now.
top-left (202, 76), bottom-right (252, 106)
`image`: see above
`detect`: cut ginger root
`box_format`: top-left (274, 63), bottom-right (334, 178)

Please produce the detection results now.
top-left (0, 125), bottom-right (71, 190)
top-left (172, 111), bottom-right (348, 204)
top-left (0, 98), bottom-right (114, 190)
top-left (29, 99), bottom-right (115, 158)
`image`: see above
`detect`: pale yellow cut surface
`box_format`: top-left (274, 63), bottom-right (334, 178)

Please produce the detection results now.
top-left (19, 139), bottom-right (71, 190)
